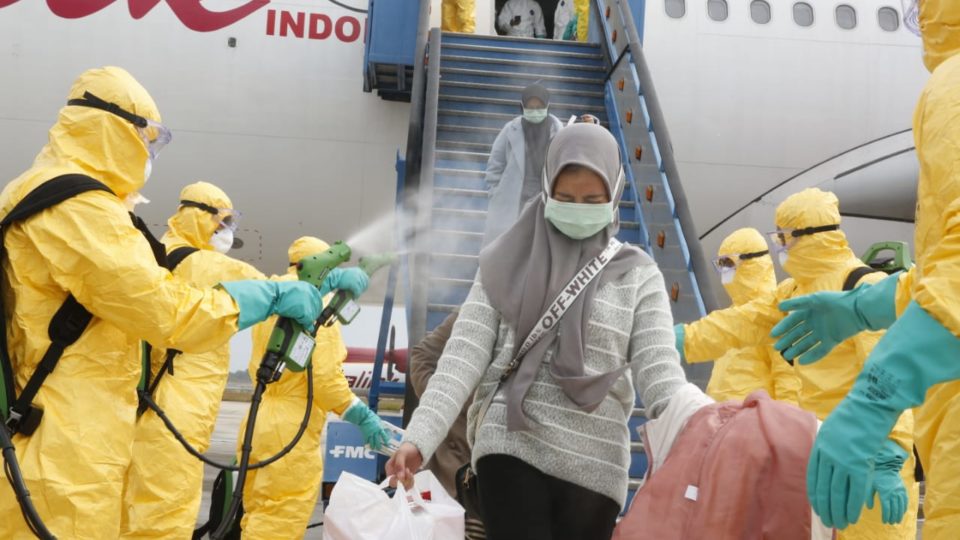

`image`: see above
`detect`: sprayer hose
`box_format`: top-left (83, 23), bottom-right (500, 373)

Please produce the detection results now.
top-left (138, 360), bottom-right (314, 472)
top-left (1, 426), bottom-right (57, 539)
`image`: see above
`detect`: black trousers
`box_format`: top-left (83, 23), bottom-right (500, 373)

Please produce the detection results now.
top-left (476, 454), bottom-right (620, 540)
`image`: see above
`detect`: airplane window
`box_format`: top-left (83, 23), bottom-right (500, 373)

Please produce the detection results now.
top-left (878, 7), bottom-right (900, 31)
top-left (793, 2), bottom-right (814, 27)
top-left (665, 0), bottom-right (686, 18)
top-left (708, 0), bottom-right (728, 21)
top-left (750, 0), bottom-right (771, 24)
top-left (836, 5), bottom-right (857, 30)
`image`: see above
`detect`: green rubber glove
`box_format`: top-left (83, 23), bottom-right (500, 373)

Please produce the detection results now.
top-left (342, 399), bottom-right (390, 450)
top-left (319, 267), bottom-right (370, 298)
top-left (674, 324), bottom-right (686, 362)
top-left (220, 280), bottom-right (322, 331)
top-left (808, 301), bottom-right (960, 529)
top-left (772, 272), bottom-right (900, 365)
top-left (865, 440), bottom-right (908, 525)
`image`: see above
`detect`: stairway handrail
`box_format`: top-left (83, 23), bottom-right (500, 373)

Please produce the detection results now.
top-left (594, 0), bottom-right (717, 314)
top-left (408, 28), bottom-right (444, 347)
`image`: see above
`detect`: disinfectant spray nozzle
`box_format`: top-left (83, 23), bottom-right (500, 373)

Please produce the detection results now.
top-left (358, 252), bottom-right (397, 278)
top-left (296, 241), bottom-right (352, 288)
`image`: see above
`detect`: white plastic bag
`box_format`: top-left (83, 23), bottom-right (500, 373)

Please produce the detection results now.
top-left (323, 470), bottom-right (465, 540)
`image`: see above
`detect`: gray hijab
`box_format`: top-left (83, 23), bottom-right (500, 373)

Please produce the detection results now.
top-left (478, 123), bottom-right (655, 431)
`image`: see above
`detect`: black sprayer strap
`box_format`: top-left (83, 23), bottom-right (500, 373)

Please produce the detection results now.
top-left (130, 213), bottom-right (168, 268)
top-left (166, 246), bottom-right (200, 272)
top-left (135, 246), bottom-right (197, 416)
top-left (842, 266), bottom-right (885, 292)
top-left (1, 175), bottom-right (111, 433)
top-left (8, 296), bottom-right (93, 430)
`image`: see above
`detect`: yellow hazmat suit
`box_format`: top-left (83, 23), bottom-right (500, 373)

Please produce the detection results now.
top-left (120, 182), bottom-right (266, 538)
top-left (575, 0), bottom-right (590, 42)
top-left (0, 67), bottom-right (241, 539)
top-left (886, 3), bottom-right (960, 536)
top-left (682, 189), bottom-right (918, 540)
top-left (442, 0), bottom-right (476, 33)
top-left (690, 228), bottom-right (800, 403)
top-left (237, 236), bottom-right (356, 539)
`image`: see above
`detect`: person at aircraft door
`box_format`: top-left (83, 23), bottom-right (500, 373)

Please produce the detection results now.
top-left (497, 0), bottom-right (546, 38)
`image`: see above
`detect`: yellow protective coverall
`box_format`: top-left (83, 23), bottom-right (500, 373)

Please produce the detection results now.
top-left (690, 228), bottom-right (800, 403)
top-left (237, 236), bottom-right (357, 540)
top-left (575, 0), bottom-right (590, 42)
top-left (0, 67), bottom-right (241, 539)
top-left (120, 182), bottom-right (266, 538)
top-left (884, 3), bottom-right (960, 536)
top-left (442, 0), bottom-right (476, 33)
top-left (682, 189), bottom-right (918, 540)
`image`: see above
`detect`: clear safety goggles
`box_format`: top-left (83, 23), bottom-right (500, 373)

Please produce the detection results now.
top-left (67, 90), bottom-right (172, 159)
top-left (766, 224), bottom-right (840, 252)
top-left (179, 200), bottom-right (242, 231)
top-left (712, 250), bottom-right (769, 274)
top-left (901, 0), bottom-right (920, 37)
top-left (138, 119), bottom-right (172, 160)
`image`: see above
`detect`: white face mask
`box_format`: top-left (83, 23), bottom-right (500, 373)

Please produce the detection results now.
top-left (143, 158), bottom-right (153, 183)
top-left (720, 267), bottom-right (736, 285)
top-left (210, 227), bottom-right (234, 254)
top-left (523, 107), bottom-right (549, 124)
top-left (778, 250), bottom-right (788, 267)
top-left (124, 192), bottom-right (150, 212)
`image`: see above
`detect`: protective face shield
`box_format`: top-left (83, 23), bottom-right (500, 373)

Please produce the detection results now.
top-left (179, 199), bottom-right (242, 232)
top-left (766, 224), bottom-right (840, 254)
top-left (544, 198), bottom-right (614, 239)
top-left (901, 0), bottom-right (920, 36)
top-left (209, 227), bottom-right (234, 254)
top-left (67, 91), bottom-right (172, 160)
top-left (712, 250), bottom-right (769, 284)
top-left (523, 107), bottom-right (549, 124)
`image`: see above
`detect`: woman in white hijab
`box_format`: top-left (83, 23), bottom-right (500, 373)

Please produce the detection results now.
top-left (387, 124), bottom-right (687, 540)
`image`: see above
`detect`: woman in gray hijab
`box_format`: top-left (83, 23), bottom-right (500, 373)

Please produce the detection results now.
top-left (482, 82), bottom-right (563, 247)
top-left (388, 124), bottom-right (687, 540)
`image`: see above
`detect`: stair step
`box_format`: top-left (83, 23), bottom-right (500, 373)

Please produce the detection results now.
top-left (436, 150), bottom-right (490, 163)
top-left (437, 123), bottom-right (504, 144)
top-left (436, 140), bottom-right (494, 154)
top-left (432, 206), bottom-right (488, 234)
top-left (430, 253), bottom-right (479, 281)
top-left (441, 32), bottom-right (602, 56)
top-left (441, 42), bottom-right (605, 66)
top-left (437, 94), bottom-right (606, 117)
top-left (428, 276), bottom-right (475, 306)
top-left (434, 187), bottom-right (489, 212)
top-left (429, 228), bottom-right (484, 256)
top-left (441, 80), bottom-right (604, 101)
top-left (440, 67), bottom-right (604, 92)
top-left (438, 109), bottom-right (605, 130)
top-left (441, 55), bottom-right (606, 81)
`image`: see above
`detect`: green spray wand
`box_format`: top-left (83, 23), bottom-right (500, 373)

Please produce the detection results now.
top-left (317, 251), bottom-right (397, 328)
top-left (260, 241), bottom-right (352, 381)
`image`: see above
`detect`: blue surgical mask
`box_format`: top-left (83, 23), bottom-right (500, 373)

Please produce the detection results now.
top-left (523, 107), bottom-right (549, 124)
top-left (544, 198), bottom-right (614, 239)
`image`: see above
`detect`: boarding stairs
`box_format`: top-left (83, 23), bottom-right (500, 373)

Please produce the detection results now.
top-left (391, 0), bottom-right (718, 510)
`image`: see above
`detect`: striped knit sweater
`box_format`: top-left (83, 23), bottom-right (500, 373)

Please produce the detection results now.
top-left (404, 265), bottom-right (687, 507)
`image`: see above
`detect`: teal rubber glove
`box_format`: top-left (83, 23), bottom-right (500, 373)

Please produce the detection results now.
top-left (808, 301), bottom-right (960, 529)
top-left (342, 399), bottom-right (390, 450)
top-left (319, 267), bottom-right (370, 298)
top-left (220, 280), bottom-right (322, 331)
top-left (771, 272), bottom-right (900, 365)
top-left (865, 440), bottom-right (908, 525)
top-left (674, 324), bottom-right (686, 362)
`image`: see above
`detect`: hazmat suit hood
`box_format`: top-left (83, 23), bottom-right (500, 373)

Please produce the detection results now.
top-left (775, 188), bottom-right (857, 284)
top-left (718, 228), bottom-right (776, 306)
top-left (1, 67), bottom-right (160, 215)
top-left (920, 0), bottom-right (960, 72)
top-left (287, 236), bottom-right (331, 275)
top-left (165, 182), bottom-right (233, 251)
